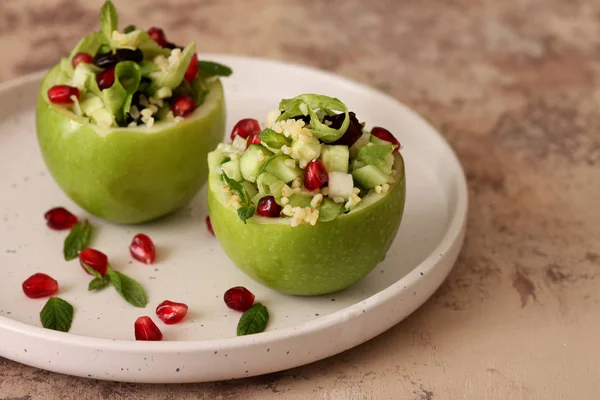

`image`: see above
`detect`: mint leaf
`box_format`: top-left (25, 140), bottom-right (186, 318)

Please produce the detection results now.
top-left (88, 276), bottom-right (110, 291)
top-left (237, 303), bottom-right (269, 336)
top-left (222, 172), bottom-right (250, 205)
top-left (40, 297), bottom-right (74, 332)
top-left (64, 220), bottom-right (93, 261)
top-left (81, 262), bottom-right (102, 279)
top-left (259, 128), bottom-right (291, 150)
top-left (258, 154), bottom-right (279, 174)
top-left (123, 24), bottom-right (136, 34)
top-left (198, 61), bottom-right (233, 77)
top-left (237, 206), bottom-right (255, 224)
top-left (356, 144), bottom-right (396, 168)
top-left (107, 268), bottom-right (147, 308)
top-left (100, 0), bottom-right (118, 41)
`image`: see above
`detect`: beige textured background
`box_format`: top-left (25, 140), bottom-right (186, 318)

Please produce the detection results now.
top-left (1, 0), bottom-right (600, 399)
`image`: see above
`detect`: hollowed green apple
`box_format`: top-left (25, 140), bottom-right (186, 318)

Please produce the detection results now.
top-left (207, 153), bottom-right (406, 296)
top-left (36, 64), bottom-right (226, 224)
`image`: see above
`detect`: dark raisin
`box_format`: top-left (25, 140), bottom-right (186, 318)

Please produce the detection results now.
top-left (328, 111), bottom-right (364, 147)
top-left (93, 49), bottom-right (143, 69)
top-left (164, 41), bottom-right (182, 50)
top-left (291, 114), bottom-right (311, 124)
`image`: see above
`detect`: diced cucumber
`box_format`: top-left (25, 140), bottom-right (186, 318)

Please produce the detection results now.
top-left (287, 193), bottom-right (312, 208)
top-left (318, 198), bottom-right (344, 222)
top-left (241, 181), bottom-right (259, 199)
top-left (380, 153), bottom-right (395, 175)
top-left (349, 132), bottom-right (371, 158)
top-left (370, 134), bottom-right (389, 146)
top-left (240, 144), bottom-right (274, 183)
top-left (290, 135), bottom-right (321, 161)
top-left (232, 135), bottom-right (247, 151)
top-left (327, 172), bottom-right (354, 199)
top-left (265, 156), bottom-right (302, 183)
top-left (251, 192), bottom-right (263, 206)
top-left (221, 159), bottom-right (243, 182)
top-left (80, 95), bottom-right (104, 116)
top-left (352, 165), bottom-right (392, 189)
top-left (351, 159), bottom-right (366, 172)
top-left (72, 64), bottom-right (95, 90)
top-left (154, 87), bottom-right (172, 99)
top-left (208, 149), bottom-right (228, 169)
top-left (256, 172), bottom-right (285, 197)
top-left (90, 108), bottom-right (114, 128)
top-left (320, 145), bottom-right (349, 173)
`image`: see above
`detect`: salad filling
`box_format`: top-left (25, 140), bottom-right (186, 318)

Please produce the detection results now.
top-left (209, 94), bottom-right (403, 227)
top-left (45, 0), bottom-right (231, 129)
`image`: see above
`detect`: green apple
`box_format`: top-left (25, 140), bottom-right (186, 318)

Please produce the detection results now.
top-left (36, 63), bottom-right (226, 224)
top-left (208, 153), bottom-right (406, 296)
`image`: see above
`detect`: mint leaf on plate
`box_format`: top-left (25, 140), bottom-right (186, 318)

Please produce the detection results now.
top-left (100, 0), bottom-right (118, 41)
top-left (64, 220), bottom-right (93, 261)
top-left (237, 303), bottom-right (269, 336)
top-left (107, 268), bottom-right (148, 308)
top-left (198, 61), bottom-right (233, 77)
top-left (40, 297), bottom-right (74, 332)
top-left (88, 276), bottom-right (110, 291)
top-left (259, 128), bottom-right (291, 150)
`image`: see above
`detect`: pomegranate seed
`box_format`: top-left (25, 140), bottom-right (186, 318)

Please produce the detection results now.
top-left (205, 215), bottom-right (214, 236)
top-left (230, 118), bottom-right (261, 140)
top-left (134, 316), bottom-right (163, 341)
top-left (371, 127), bottom-right (401, 153)
top-left (147, 27), bottom-right (167, 47)
top-left (172, 94), bottom-right (195, 117)
top-left (184, 53), bottom-right (198, 82)
top-left (96, 67), bottom-right (115, 90)
top-left (224, 286), bottom-right (255, 312)
top-left (155, 300), bottom-right (189, 324)
top-left (22, 273), bottom-right (58, 299)
top-left (129, 234), bottom-right (156, 264)
top-left (47, 85), bottom-right (80, 104)
top-left (304, 159), bottom-right (329, 191)
top-left (44, 207), bottom-right (78, 230)
top-left (79, 248), bottom-right (108, 276)
top-left (71, 52), bottom-right (92, 68)
top-left (246, 131), bottom-right (262, 148)
top-left (257, 196), bottom-right (282, 217)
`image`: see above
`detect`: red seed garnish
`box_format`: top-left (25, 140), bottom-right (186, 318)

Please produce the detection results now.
top-left (155, 300), bottom-right (189, 324)
top-left (304, 159), bottom-right (329, 191)
top-left (147, 27), bottom-right (167, 47)
top-left (71, 52), bottom-right (93, 68)
top-left (371, 127), bottom-right (401, 153)
top-left (205, 215), bottom-right (214, 236)
top-left (184, 53), bottom-right (198, 83)
top-left (79, 248), bottom-right (108, 276)
top-left (134, 316), bottom-right (163, 341)
top-left (129, 234), bottom-right (156, 265)
top-left (22, 273), bottom-right (58, 299)
top-left (224, 286), bottom-right (255, 312)
top-left (96, 67), bottom-right (115, 90)
top-left (246, 131), bottom-right (262, 148)
top-left (47, 85), bottom-right (80, 104)
top-left (172, 94), bottom-right (195, 117)
top-left (44, 207), bottom-right (78, 230)
top-left (230, 118), bottom-right (261, 141)
top-left (257, 196), bottom-right (282, 218)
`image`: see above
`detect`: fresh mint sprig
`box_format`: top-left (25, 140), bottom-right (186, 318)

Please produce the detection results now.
top-left (221, 172), bottom-right (255, 224)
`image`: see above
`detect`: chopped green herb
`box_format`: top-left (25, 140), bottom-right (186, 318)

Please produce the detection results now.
top-left (40, 297), bottom-right (74, 332)
top-left (237, 303), bottom-right (269, 336)
top-left (64, 220), bottom-right (93, 261)
top-left (106, 268), bottom-right (148, 308)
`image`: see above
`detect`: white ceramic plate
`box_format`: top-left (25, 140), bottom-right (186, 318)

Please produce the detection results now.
top-left (0, 55), bottom-right (467, 383)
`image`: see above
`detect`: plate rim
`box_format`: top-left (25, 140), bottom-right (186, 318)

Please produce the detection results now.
top-left (0, 54), bottom-right (468, 353)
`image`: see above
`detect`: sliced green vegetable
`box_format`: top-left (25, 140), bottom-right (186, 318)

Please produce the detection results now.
top-left (356, 144), bottom-right (396, 169)
top-left (318, 198), bottom-right (344, 222)
top-left (100, 61), bottom-right (141, 123)
top-left (100, 0), bottom-right (118, 41)
top-left (258, 128), bottom-right (291, 150)
top-left (110, 30), bottom-right (170, 58)
top-left (148, 42), bottom-right (196, 93)
top-left (70, 31), bottom-right (103, 60)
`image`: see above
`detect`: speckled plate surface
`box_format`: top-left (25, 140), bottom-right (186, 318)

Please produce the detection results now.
top-left (0, 55), bottom-right (467, 383)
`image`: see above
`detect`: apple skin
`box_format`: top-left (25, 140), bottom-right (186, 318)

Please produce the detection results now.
top-left (36, 64), bottom-right (226, 224)
top-left (208, 153), bottom-right (406, 296)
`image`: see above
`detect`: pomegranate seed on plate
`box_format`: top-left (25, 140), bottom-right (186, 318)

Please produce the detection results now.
top-left (224, 286), bottom-right (255, 312)
top-left (44, 207), bottom-right (78, 230)
top-left (147, 27), bottom-right (167, 47)
top-left (134, 316), bottom-right (163, 341)
top-left (156, 300), bottom-right (189, 324)
top-left (205, 216), bottom-right (214, 236)
top-left (371, 127), bottom-right (400, 153)
top-left (71, 52), bottom-right (93, 68)
top-left (96, 67), bottom-right (115, 90)
top-left (304, 159), bottom-right (329, 191)
top-left (79, 248), bottom-right (109, 275)
top-left (184, 53), bottom-right (198, 82)
top-left (172, 94), bottom-right (195, 117)
top-left (47, 85), bottom-right (80, 104)
top-left (230, 118), bottom-right (260, 140)
top-left (257, 196), bottom-right (282, 217)
top-left (22, 273), bottom-right (58, 299)
top-left (129, 234), bottom-right (156, 264)
top-left (246, 131), bottom-right (262, 148)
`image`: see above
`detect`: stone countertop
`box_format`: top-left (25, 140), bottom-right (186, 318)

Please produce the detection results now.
top-left (1, 0), bottom-right (599, 398)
